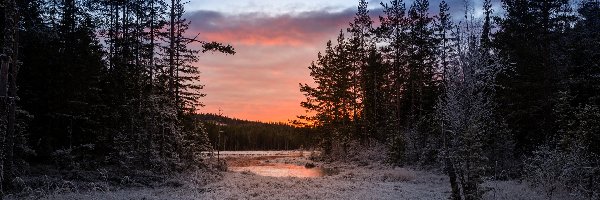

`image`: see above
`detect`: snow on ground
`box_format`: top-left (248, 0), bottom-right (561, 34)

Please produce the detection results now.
top-left (30, 151), bottom-right (546, 200)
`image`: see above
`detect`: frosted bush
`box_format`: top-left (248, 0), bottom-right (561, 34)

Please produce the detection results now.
top-left (524, 144), bottom-right (597, 199)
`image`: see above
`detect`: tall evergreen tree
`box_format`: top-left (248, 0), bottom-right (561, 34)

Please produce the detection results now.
top-left (346, 0), bottom-right (373, 140)
top-left (494, 0), bottom-right (575, 155)
top-left (433, 1), bottom-right (461, 199)
top-left (568, 0), bottom-right (600, 108)
top-left (435, 0), bottom-right (457, 84)
top-left (568, 0), bottom-right (600, 156)
top-left (300, 31), bottom-right (354, 155)
top-left (0, 0), bottom-right (21, 195)
top-left (376, 0), bottom-right (409, 163)
top-left (160, 0), bottom-right (234, 164)
top-left (402, 0), bottom-right (439, 163)
top-left (14, 0), bottom-right (106, 166)
top-left (361, 47), bottom-right (387, 142)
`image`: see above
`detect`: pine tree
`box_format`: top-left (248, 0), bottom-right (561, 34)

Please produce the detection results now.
top-left (569, 0), bottom-right (600, 157)
top-left (568, 0), bottom-right (600, 108)
top-left (435, 0), bottom-right (456, 84)
top-left (166, 0), bottom-right (233, 113)
top-left (434, 1), bottom-right (461, 199)
top-left (299, 41), bottom-right (337, 153)
top-left (361, 47), bottom-right (387, 142)
top-left (346, 0), bottom-right (373, 140)
top-left (402, 0), bottom-right (439, 164)
top-left (494, 0), bottom-right (575, 156)
top-left (376, 0), bottom-right (409, 164)
top-left (1, 0), bottom-right (20, 195)
top-left (300, 31), bottom-right (354, 155)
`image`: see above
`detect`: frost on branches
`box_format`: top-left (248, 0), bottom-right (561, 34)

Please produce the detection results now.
top-left (437, 16), bottom-right (510, 199)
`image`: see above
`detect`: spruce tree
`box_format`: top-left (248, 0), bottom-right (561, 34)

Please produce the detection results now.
top-left (0, 0), bottom-right (20, 195)
top-left (300, 31), bottom-right (354, 155)
top-left (376, 0), bottom-right (409, 164)
top-left (403, 0), bottom-right (439, 164)
top-left (361, 47), bottom-right (387, 142)
top-left (347, 0), bottom-right (373, 140)
top-left (569, 0), bottom-right (600, 156)
top-left (569, 0), bottom-right (600, 108)
top-left (494, 0), bottom-right (575, 156)
top-left (434, 1), bottom-right (461, 199)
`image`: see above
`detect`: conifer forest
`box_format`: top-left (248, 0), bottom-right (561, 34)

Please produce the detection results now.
top-left (0, 0), bottom-right (599, 199)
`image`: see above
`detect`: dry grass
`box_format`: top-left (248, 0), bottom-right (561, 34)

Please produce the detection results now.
top-left (24, 151), bottom-right (551, 200)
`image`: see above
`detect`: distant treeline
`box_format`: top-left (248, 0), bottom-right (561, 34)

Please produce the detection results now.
top-left (198, 114), bottom-right (316, 151)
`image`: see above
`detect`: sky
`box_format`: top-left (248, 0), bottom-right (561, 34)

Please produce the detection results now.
top-left (186, 0), bottom-right (498, 123)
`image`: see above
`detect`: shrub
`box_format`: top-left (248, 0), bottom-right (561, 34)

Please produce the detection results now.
top-left (524, 144), bottom-right (598, 199)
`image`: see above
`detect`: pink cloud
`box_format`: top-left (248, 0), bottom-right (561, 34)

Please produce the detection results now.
top-left (186, 9), bottom-right (357, 46)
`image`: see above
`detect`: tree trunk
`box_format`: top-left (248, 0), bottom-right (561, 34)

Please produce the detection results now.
top-left (0, 52), bottom-right (7, 98)
top-left (447, 157), bottom-right (462, 200)
top-left (0, 58), bottom-right (4, 199)
top-left (443, 120), bottom-right (461, 200)
top-left (1, 1), bottom-right (19, 197)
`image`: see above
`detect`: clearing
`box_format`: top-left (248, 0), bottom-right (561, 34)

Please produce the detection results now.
top-left (30, 151), bottom-right (544, 200)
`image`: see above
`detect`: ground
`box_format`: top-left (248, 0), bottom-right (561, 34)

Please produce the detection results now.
top-left (10, 151), bottom-right (546, 200)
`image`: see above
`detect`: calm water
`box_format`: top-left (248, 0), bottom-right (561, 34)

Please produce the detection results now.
top-left (230, 163), bottom-right (325, 178)
top-left (223, 151), bottom-right (330, 178)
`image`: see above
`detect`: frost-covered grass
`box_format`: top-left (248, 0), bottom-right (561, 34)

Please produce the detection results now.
top-left (482, 180), bottom-right (546, 200)
top-left (24, 151), bottom-right (549, 200)
top-left (38, 164), bottom-right (448, 199)
top-left (201, 150), bottom-right (315, 158)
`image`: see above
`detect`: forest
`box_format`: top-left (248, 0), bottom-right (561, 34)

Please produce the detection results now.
top-left (0, 0), bottom-right (235, 196)
top-left (299, 0), bottom-right (599, 199)
top-left (0, 0), bottom-right (599, 199)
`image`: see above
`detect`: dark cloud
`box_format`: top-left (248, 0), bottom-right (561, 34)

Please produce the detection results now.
top-left (186, 8), bottom-right (358, 46)
top-left (185, 0), bottom-right (498, 47)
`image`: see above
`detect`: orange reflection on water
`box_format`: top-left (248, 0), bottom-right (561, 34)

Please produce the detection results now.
top-left (230, 163), bottom-right (324, 178)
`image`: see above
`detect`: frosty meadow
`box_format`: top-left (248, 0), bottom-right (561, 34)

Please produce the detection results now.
top-left (1, 0), bottom-right (599, 199)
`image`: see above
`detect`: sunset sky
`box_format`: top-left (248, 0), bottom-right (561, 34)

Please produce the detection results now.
top-left (186, 0), bottom-right (493, 122)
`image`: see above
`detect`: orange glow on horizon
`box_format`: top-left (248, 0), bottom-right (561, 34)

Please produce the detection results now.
top-left (199, 100), bottom-right (309, 124)
top-left (190, 8), bottom-right (350, 124)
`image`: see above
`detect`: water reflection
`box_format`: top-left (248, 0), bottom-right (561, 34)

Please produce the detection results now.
top-left (230, 163), bottom-right (325, 178)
